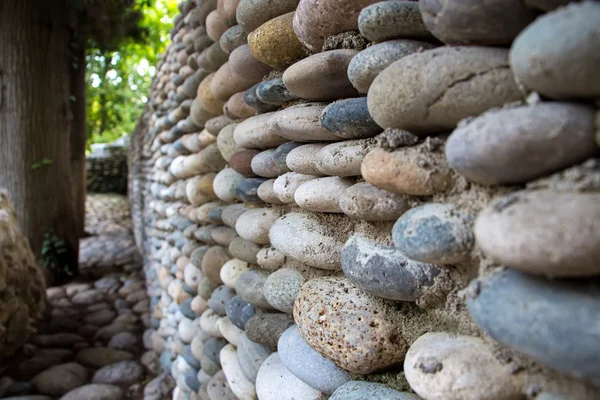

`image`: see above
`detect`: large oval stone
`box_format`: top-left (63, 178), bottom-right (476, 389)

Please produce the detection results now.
top-left (237, 333), bottom-right (271, 383)
top-left (315, 139), bottom-right (377, 176)
top-left (283, 50), bottom-right (359, 101)
top-left (269, 104), bottom-right (340, 142)
top-left (368, 46), bottom-right (521, 134)
top-left (339, 182), bottom-right (410, 221)
top-left (285, 144), bottom-right (327, 176)
top-left (510, 2), bottom-right (600, 99)
top-left (255, 353), bottom-right (321, 400)
top-left (294, 277), bottom-right (407, 374)
top-left (331, 381), bottom-right (419, 400)
top-left (446, 103), bottom-right (598, 185)
top-left (236, 208), bottom-right (281, 245)
top-left (273, 172), bottom-right (318, 204)
top-left (236, 0), bottom-right (298, 33)
top-left (467, 269), bottom-right (600, 383)
top-left (359, 1), bottom-right (433, 42)
top-left (475, 191), bottom-right (600, 277)
top-left (294, 177), bottom-right (353, 213)
top-left (392, 203), bottom-right (475, 264)
top-left (234, 112), bottom-right (287, 149)
top-left (248, 12), bottom-right (308, 70)
top-left (405, 332), bottom-right (522, 400)
top-left (230, 44), bottom-right (273, 82)
top-left (342, 235), bottom-right (444, 302)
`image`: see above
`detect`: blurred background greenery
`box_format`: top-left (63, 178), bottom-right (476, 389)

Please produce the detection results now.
top-left (84, 0), bottom-right (179, 150)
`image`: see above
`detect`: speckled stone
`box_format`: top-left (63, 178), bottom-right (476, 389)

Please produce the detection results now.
top-left (359, 1), bottom-right (434, 42)
top-left (256, 247), bottom-right (286, 271)
top-left (208, 285), bottom-right (236, 316)
top-left (235, 177), bottom-right (268, 203)
top-left (342, 235), bottom-right (444, 302)
top-left (278, 325), bottom-right (350, 393)
top-left (339, 182), bottom-right (410, 221)
top-left (283, 50), bottom-right (359, 101)
top-left (348, 40), bottom-right (436, 94)
top-left (294, 277), bottom-right (406, 374)
top-left (236, 0), bottom-right (299, 33)
top-left (230, 44), bottom-right (273, 82)
top-left (248, 12), bottom-right (308, 70)
top-left (330, 381), bottom-right (418, 400)
top-left (245, 313), bottom-right (295, 351)
top-left (262, 268), bottom-right (304, 314)
top-left (255, 79), bottom-right (299, 105)
top-left (226, 296), bottom-right (256, 330)
top-left (393, 203), bottom-right (474, 264)
top-left (321, 98), bottom-right (381, 139)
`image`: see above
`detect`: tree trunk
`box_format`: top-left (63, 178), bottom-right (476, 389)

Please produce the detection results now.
top-left (0, 0), bottom-right (79, 282)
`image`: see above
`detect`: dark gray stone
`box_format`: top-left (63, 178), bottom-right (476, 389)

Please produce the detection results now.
top-left (5, 381), bottom-right (33, 397)
top-left (245, 313), bottom-right (294, 351)
top-left (321, 98), bottom-right (381, 139)
top-left (237, 333), bottom-right (271, 383)
top-left (342, 235), bottom-right (443, 302)
top-left (272, 142), bottom-right (301, 171)
top-left (278, 326), bottom-right (350, 393)
top-left (467, 269), bottom-right (600, 383)
top-left (330, 381), bottom-right (420, 400)
top-left (182, 345), bottom-right (201, 369)
top-left (160, 351), bottom-right (173, 373)
top-left (392, 203), bottom-right (474, 264)
top-left (203, 338), bottom-right (228, 364)
top-left (235, 178), bottom-right (267, 203)
top-left (180, 299), bottom-right (197, 320)
top-left (207, 285), bottom-right (236, 316)
top-left (256, 78), bottom-right (299, 105)
top-left (226, 296), bottom-right (256, 330)
top-left (184, 369), bottom-right (201, 392)
top-left (244, 84), bottom-right (279, 113)
top-left (182, 283), bottom-right (197, 296)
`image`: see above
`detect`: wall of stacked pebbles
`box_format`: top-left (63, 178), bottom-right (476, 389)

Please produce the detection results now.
top-left (129, 0), bottom-right (600, 399)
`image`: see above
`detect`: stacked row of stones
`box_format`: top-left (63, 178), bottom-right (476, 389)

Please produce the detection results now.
top-left (0, 191), bottom-right (46, 360)
top-left (87, 141), bottom-right (129, 195)
top-left (132, 0), bottom-right (600, 399)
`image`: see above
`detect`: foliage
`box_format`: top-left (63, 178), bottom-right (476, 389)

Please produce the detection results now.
top-left (82, 0), bottom-right (179, 149)
top-left (40, 228), bottom-right (74, 283)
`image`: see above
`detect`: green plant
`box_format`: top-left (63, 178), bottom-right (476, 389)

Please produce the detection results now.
top-left (31, 158), bottom-right (53, 170)
top-left (40, 228), bottom-right (73, 277)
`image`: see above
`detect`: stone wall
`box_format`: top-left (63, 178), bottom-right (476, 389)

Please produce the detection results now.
top-left (0, 190), bottom-right (46, 359)
top-left (87, 141), bottom-right (129, 195)
top-left (130, 1), bottom-right (600, 399)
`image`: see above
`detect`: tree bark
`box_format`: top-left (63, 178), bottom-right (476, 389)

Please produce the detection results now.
top-left (0, 0), bottom-right (79, 281)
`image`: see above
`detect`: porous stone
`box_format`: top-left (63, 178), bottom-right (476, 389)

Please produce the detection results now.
top-left (236, 270), bottom-right (273, 309)
top-left (348, 40), bottom-right (436, 94)
top-left (342, 235), bottom-right (444, 302)
top-left (446, 103), bottom-right (599, 185)
top-left (294, 177), bottom-right (354, 213)
top-left (405, 332), bottom-right (522, 400)
top-left (285, 144), bottom-right (327, 176)
top-left (420, 0), bottom-right (535, 45)
top-left (315, 139), bottom-right (377, 176)
top-left (393, 203), bottom-right (474, 264)
top-left (256, 353), bottom-right (321, 400)
top-left (226, 296), bottom-right (256, 330)
top-left (475, 191), bottom-right (600, 277)
top-left (368, 46), bottom-right (522, 134)
top-left (255, 79), bottom-right (299, 105)
top-left (294, 277), bottom-right (407, 374)
top-left (248, 12), bottom-right (308, 70)
top-left (361, 142), bottom-right (453, 196)
top-left (245, 313), bottom-right (294, 351)
top-left (283, 50), bottom-right (359, 101)
top-left (236, 0), bottom-right (298, 33)
top-left (339, 182), bottom-right (410, 221)
top-left (509, 2), bottom-right (600, 99)
top-left (330, 381), bottom-right (418, 400)
top-left (293, 0), bottom-right (379, 52)
top-left (278, 325), bottom-right (350, 393)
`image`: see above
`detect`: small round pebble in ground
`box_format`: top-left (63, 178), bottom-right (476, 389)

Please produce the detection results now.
top-left (278, 325), bottom-right (350, 393)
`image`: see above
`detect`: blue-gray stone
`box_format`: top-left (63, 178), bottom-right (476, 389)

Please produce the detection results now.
top-left (191, 246), bottom-right (210, 268)
top-left (273, 142), bottom-right (301, 170)
top-left (467, 269), bottom-right (600, 384)
top-left (235, 178), bottom-right (267, 203)
top-left (237, 333), bottom-right (271, 383)
top-left (203, 337), bottom-right (228, 364)
top-left (392, 203), bottom-right (474, 264)
top-left (179, 299), bottom-right (198, 320)
top-left (5, 381), bottom-right (33, 396)
top-left (182, 283), bottom-right (197, 297)
top-left (256, 78), bottom-right (299, 105)
top-left (245, 84), bottom-right (279, 113)
top-left (151, 318), bottom-right (160, 329)
top-left (321, 98), bottom-right (381, 139)
top-left (226, 296), bottom-right (256, 330)
top-left (341, 235), bottom-right (443, 302)
top-left (194, 226), bottom-right (216, 244)
top-left (208, 285), bottom-right (236, 316)
top-left (330, 381), bottom-right (420, 400)
top-left (182, 345), bottom-right (201, 369)
top-left (160, 350), bottom-right (174, 373)
top-left (207, 207), bottom-right (224, 224)
top-left (278, 325), bottom-right (350, 393)
top-left (184, 369), bottom-right (201, 392)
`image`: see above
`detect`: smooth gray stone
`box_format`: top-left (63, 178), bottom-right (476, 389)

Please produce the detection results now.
top-left (160, 351), bottom-right (173, 373)
top-left (330, 381), bottom-right (420, 400)
top-left (191, 246), bottom-right (210, 268)
top-left (184, 369), bottom-right (201, 392)
top-left (278, 326), bottom-right (350, 394)
top-left (321, 98), bottom-right (381, 139)
top-left (244, 84), bottom-right (279, 113)
top-left (182, 345), bottom-right (201, 369)
top-left (342, 235), bottom-right (442, 301)
top-left (207, 207), bottom-right (224, 224)
top-left (203, 337), bottom-right (228, 364)
top-left (226, 296), bottom-right (256, 330)
top-left (392, 203), bottom-right (474, 264)
top-left (235, 178), bottom-right (267, 203)
top-left (236, 270), bottom-right (273, 309)
top-left (208, 285), bottom-right (236, 316)
top-left (245, 313), bottom-right (294, 352)
top-left (256, 78), bottom-right (299, 105)
top-left (237, 333), bottom-right (271, 383)
top-left (468, 269), bottom-right (600, 384)
top-left (272, 142), bottom-right (301, 171)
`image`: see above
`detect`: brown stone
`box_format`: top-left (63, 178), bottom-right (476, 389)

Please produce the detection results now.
top-left (210, 62), bottom-right (257, 101)
top-left (229, 44), bottom-right (273, 82)
top-left (230, 149), bottom-right (260, 177)
top-left (197, 73), bottom-right (226, 115)
top-left (224, 91), bottom-right (256, 119)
